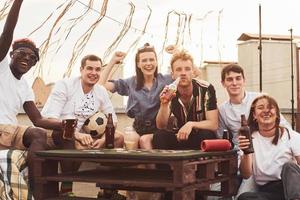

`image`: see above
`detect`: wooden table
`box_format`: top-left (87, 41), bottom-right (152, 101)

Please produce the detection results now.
top-left (34, 149), bottom-right (238, 200)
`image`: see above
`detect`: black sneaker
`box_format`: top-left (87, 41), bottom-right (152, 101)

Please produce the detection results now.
top-left (97, 190), bottom-right (126, 200)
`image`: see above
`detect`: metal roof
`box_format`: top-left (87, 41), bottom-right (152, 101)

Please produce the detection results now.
top-left (238, 33), bottom-right (300, 41)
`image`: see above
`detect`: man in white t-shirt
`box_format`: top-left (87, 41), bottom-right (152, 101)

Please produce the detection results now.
top-left (217, 64), bottom-right (290, 148)
top-left (0, 0), bottom-right (66, 197)
top-left (42, 54), bottom-right (124, 197)
top-left (216, 64), bottom-right (291, 198)
top-left (1, 39), bottom-right (66, 197)
top-left (42, 54), bottom-right (124, 149)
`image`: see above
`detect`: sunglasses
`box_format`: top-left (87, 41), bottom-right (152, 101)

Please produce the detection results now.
top-left (13, 50), bottom-right (38, 65)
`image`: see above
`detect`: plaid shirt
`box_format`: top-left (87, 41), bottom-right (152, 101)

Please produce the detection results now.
top-left (0, 150), bottom-right (33, 200)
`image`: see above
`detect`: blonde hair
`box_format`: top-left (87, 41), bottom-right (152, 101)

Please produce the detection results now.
top-left (170, 50), bottom-right (194, 71)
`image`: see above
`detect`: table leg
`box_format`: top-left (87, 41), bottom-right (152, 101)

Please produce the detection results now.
top-left (220, 157), bottom-right (239, 196)
top-left (172, 161), bottom-right (196, 184)
top-left (33, 158), bottom-right (59, 200)
top-left (171, 161), bottom-right (196, 200)
top-left (173, 188), bottom-right (195, 200)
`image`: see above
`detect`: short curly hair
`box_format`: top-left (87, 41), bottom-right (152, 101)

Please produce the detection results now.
top-left (170, 50), bottom-right (194, 71)
top-left (12, 38), bottom-right (39, 61)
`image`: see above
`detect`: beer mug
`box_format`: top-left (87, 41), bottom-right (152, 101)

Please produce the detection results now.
top-left (62, 118), bottom-right (78, 140)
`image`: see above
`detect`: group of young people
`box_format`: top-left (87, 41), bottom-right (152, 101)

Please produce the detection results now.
top-left (1, 1), bottom-right (300, 200)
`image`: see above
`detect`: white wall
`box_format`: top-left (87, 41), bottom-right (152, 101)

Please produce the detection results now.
top-left (202, 64), bottom-right (228, 105)
top-left (238, 40), bottom-right (297, 109)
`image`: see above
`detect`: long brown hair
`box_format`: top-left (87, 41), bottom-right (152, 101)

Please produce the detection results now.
top-left (135, 43), bottom-right (158, 90)
top-left (248, 95), bottom-right (283, 145)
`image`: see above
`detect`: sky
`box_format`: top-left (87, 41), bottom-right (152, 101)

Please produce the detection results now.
top-left (1, 0), bottom-right (300, 84)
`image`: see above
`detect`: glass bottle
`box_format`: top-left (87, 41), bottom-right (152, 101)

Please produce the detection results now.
top-left (223, 129), bottom-right (234, 149)
top-left (223, 129), bottom-right (229, 140)
top-left (168, 77), bottom-right (180, 92)
top-left (105, 113), bottom-right (115, 149)
top-left (162, 77), bottom-right (180, 101)
top-left (239, 114), bottom-right (254, 154)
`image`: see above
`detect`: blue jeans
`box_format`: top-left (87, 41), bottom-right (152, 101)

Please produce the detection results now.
top-left (238, 162), bottom-right (300, 200)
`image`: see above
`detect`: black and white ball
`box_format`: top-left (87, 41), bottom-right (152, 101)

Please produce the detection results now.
top-left (82, 112), bottom-right (107, 137)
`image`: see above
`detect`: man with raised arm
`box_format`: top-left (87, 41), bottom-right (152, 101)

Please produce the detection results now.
top-left (0, 0), bottom-right (64, 198)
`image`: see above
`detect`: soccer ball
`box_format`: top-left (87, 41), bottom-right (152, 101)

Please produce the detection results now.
top-left (82, 112), bottom-right (107, 137)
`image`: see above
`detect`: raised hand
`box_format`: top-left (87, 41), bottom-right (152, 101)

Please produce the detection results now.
top-left (0, 0), bottom-right (24, 61)
top-left (111, 51), bottom-right (126, 65)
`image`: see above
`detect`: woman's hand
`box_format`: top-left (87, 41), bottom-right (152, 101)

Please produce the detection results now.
top-left (111, 51), bottom-right (126, 65)
top-left (238, 135), bottom-right (251, 151)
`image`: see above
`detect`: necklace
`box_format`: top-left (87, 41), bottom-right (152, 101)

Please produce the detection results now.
top-left (259, 125), bottom-right (276, 132)
top-left (259, 125), bottom-right (276, 137)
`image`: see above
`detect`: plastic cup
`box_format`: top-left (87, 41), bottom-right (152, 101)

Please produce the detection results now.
top-left (124, 126), bottom-right (137, 150)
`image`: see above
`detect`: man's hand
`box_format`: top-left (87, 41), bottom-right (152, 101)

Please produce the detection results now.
top-left (92, 139), bottom-right (105, 149)
top-left (110, 51), bottom-right (126, 65)
top-left (74, 132), bottom-right (93, 147)
top-left (176, 122), bottom-right (193, 141)
top-left (160, 86), bottom-right (176, 104)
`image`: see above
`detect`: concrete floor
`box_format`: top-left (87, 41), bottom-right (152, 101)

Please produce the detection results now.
top-left (70, 162), bottom-right (155, 199)
top-left (72, 162), bottom-right (100, 198)
top-left (72, 179), bottom-right (152, 199)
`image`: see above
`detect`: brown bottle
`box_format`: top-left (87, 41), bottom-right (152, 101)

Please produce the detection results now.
top-left (239, 114), bottom-right (254, 154)
top-left (105, 113), bottom-right (115, 149)
top-left (223, 129), bottom-right (234, 149)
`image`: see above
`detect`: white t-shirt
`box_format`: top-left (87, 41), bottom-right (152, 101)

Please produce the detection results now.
top-left (252, 128), bottom-right (300, 185)
top-left (0, 57), bottom-right (34, 124)
top-left (41, 77), bottom-right (117, 132)
top-left (218, 91), bottom-right (291, 148)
